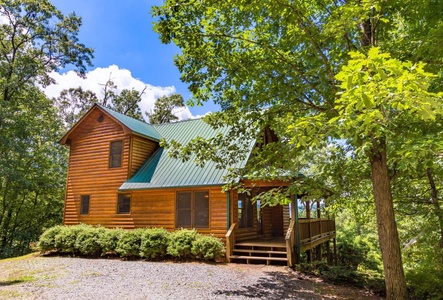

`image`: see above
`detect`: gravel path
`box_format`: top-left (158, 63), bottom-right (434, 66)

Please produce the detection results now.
top-left (0, 255), bottom-right (382, 300)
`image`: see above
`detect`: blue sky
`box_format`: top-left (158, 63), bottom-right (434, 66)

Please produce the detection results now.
top-left (47, 0), bottom-right (214, 119)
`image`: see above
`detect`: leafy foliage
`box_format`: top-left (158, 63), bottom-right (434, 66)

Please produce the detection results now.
top-left (0, 0), bottom-right (93, 258)
top-left (0, 0), bottom-right (93, 101)
top-left (0, 89), bottom-right (67, 258)
top-left (139, 228), bottom-right (170, 259)
top-left (54, 78), bottom-right (147, 128)
top-left (97, 228), bottom-right (123, 256)
top-left (147, 93), bottom-right (185, 124)
top-left (38, 225), bottom-right (225, 262)
top-left (53, 225), bottom-right (83, 254)
top-left (191, 235), bottom-right (225, 261)
top-left (167, 229), bottom-right (198, 259)
top-left (74, 226), bottom-right (105, 256)
top-left (37, 225), bottom-right (64, 252)
top-left (115, 229), bottom-right (143, 258)
top-left (298, 262), bottom-right (385, 296)
top-left (152, 1), bottom-right (443, 297)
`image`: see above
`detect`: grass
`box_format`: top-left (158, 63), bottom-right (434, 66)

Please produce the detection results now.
top-left (0, 253), bottom-right (42, 289)
top-left (0, 275), bottom-right (35, 286)
top-left (0, 252), bottom-right (39, 263)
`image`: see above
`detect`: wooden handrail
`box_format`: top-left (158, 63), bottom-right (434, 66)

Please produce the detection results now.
top-left (225, 223), bottom-right (237, 263)
top-left (285, 219), bottom-right (296, 267)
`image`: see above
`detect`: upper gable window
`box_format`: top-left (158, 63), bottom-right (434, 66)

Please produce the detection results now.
top-left (109, 141), bottom-right (123, 168)
top-left (80, 195), bottom-right (90, 215)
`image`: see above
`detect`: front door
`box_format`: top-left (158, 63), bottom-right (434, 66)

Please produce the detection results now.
top-left (271, 205), bottom-right (284, 236)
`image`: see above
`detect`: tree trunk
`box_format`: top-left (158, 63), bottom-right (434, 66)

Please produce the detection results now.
top-left (370, 139), bottom-right (408, 299)
top-left (426, 168), bottom-right (443, 251)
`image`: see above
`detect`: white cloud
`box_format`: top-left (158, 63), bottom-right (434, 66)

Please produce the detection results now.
top-left (44, 65), bottom-right (196, 121)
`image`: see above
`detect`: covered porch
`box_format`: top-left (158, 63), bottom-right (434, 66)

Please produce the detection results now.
top-left (225, 181), bottom-right (337, 267)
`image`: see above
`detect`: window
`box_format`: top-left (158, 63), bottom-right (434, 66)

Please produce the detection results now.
top-left (109, 141), bottom-right (123, 168)
top-left (238, 193), bottom-right (254, 228)
top-left (117, 194), bottom-right (131, 214)
top-left (80, 195), bottom-right (90, 215)
top-left (176, 191), bottom-right (209, 228)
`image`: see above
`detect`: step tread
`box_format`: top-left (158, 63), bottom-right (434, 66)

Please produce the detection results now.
top-left (232, 249), bottom-right (287, 255)
top-left (234, 242), bottom-right (286, 248)
top-left (229, 255), bottom-right (288, 261)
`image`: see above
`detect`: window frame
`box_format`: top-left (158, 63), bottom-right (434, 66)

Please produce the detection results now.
top-left (176, 190), bottom-right (209, 229)
top-left (117, 193), bottom-right (131, 214)
top-left (80, 195), bottom-right (90, 215)
top-left (109, 140), bottom-right (123, 168)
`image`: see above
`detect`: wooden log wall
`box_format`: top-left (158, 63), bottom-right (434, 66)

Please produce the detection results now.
top-left (283, 204), bottom-right (290, 231)
top-left (129, 135), bottom-right (158, 176)
top-left (129, 186), bottom-right (227, 238)
top-left (63, 109), bottom-right (133, 226)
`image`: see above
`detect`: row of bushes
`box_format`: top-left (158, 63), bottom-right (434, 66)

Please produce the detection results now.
top-left (37, 224), bottom-right (225, 261)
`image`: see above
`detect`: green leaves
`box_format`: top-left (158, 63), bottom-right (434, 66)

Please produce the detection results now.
top-left (147, 93), bottom-right (185, 124)
top-left (0, 0), bottom-right (93, 258)
top-left (333, 47), bottom-right (442, 148)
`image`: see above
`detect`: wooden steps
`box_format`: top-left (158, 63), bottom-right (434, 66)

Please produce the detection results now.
top-left (229, 241), bottom-right (288, 266)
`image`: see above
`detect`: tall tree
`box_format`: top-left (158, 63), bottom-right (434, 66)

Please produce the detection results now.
top-left (152, 1), bottom-right (443, 298)
top-left (147, 93), bottom-right (185, 124)
top-left (0, 0), bottom-right (93, 257)
top-left (54, 78), bottom-right (146, 128)
top-left (54, 87), bottom-right (99, 127)
top-left (0, 88), bottom-right (66, 257)
top-left (0, 0), bottom-right (93, 103)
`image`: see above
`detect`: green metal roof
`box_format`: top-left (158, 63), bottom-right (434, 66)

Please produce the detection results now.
top-left (99, 105), bottom-right (162, 141)
top-left (119, 118), bottom-right (255, 190)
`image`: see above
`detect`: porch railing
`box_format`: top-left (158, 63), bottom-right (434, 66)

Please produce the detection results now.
top-left (225, 222), bottom-right (237, 262)
top-left (298, 218), bottom-right (335, 246)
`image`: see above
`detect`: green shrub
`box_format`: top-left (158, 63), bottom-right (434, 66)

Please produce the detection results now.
top-left (297, 262), bottom-right (385, 295)
top-left (167, 229), bottom-right (198, 259)
top-left (139, 228), bottom-right (170, 259)
top-left (54, 225), bottom-right (85, 254)
top-left (75, 226), bottom-right (105, 256)
top-left (407, 267), bottom-right (443, 300)
top-left (37, 225), bottom-right (64, 252)
top-left (115, 229), bottom-right (143, 258)
top-left (191, 235), bottom-right (225, 261)
top-left (38, 225), bottom-right (228, 263)
top-left (97, 228), bottom-right (123, 256)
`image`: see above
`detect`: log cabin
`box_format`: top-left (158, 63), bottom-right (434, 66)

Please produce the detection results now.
top-left (59, 104), bottom-right (336, 266)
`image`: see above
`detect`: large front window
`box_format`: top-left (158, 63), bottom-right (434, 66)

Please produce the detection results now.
top-left (176, 191), bottom-right (209, 228)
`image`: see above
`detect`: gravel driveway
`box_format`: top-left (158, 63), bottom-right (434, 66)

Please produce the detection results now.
top-left (0, 255), bottom-right (382, 300)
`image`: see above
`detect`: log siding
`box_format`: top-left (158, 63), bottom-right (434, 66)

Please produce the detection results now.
top-left (63, 109), bottom-right (131, 225)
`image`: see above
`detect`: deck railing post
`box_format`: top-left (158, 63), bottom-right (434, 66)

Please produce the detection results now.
top-left (225, 223), bottom-right (237, 263)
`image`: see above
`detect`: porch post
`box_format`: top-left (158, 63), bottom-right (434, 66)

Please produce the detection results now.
top-left (226, 191), bottom-right (231, 230)
top-left (333, 237), bottom-right (338, 265)
top-left (294, 194), bottom-right (300, 264)
top-left (326, 240), bottom-right (332, 265)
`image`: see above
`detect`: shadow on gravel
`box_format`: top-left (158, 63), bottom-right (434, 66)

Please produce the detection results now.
top-left (214, 271), bottom-right (336, 300)
top-left (0, 279), bottom-right (26, 286)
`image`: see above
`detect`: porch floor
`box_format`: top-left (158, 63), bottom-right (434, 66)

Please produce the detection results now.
top-left (235, 236), bottom-right (286, 248)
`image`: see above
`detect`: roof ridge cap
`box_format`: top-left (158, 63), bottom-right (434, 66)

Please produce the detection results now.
top-left (152, 117), bottom-right (203, 127)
